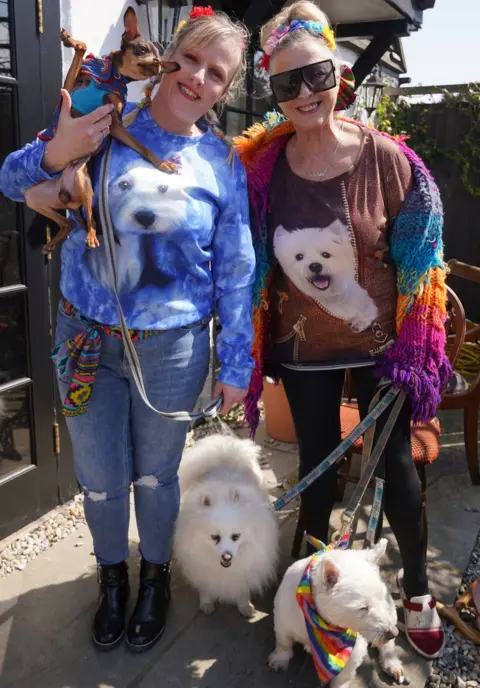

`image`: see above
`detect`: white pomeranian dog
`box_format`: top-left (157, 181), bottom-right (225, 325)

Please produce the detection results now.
top-left (174, 434), bottom-right (280, 618)
top-left (269, 539), bottom-right (405, 687)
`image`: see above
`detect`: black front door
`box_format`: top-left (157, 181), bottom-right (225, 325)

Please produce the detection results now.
top-left (0, 0), bottom-right (76, 539)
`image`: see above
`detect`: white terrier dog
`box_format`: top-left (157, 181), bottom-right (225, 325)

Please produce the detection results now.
top-left (269, 539), bottom-right (405, 687)
top-left (273, 223), bottom-right (378, 333)
top-left (174, 434), bottom-right (279, 617)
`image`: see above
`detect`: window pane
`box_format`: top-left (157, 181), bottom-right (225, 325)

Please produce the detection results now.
top-left (0, 294), bottom-right (28, 384)
top-left (0, 0), bottom-right (12, 77)
top-left (0, 386), bottom-right (33, 478)
top-left (0, 85), bottom-right (21, 287)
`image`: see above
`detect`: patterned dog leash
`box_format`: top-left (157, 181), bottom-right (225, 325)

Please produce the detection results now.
top-left (272, 381), bottom-right (406, 546)
top-left (340, 389), bottom-right (405, 545)
top-left (98, 141), bottom-right (223, 422)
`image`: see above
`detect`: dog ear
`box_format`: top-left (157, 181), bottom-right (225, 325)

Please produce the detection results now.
top-left (365, 538), bottom-right (388, 564)
top-left (123, 7), bottom-right (141, 42)
top-left (321, 558), bottom-right (339, 590)
top-left (160, 60), bottom-right (181, 74)
top-left (274, 224), bottom-right (287, 237)
top-left (325, 220), bottom-right (347, 244)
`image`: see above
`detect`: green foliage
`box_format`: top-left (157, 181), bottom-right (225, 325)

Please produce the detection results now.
top-left (376, 85), bottom-right (480, 197)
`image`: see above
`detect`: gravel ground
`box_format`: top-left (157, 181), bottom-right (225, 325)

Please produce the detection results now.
top-left (0, 493), bottom-right (86, 579)
top-left (426, 528), bottom-right (480, 688)
top-left (0, 412), bottom-right (244, 581)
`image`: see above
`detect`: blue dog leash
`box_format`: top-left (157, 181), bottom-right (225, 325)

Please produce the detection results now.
top-left (272, 382), bottom-right (406, 546)
top-left (98, 141), bottom-right (223, 422)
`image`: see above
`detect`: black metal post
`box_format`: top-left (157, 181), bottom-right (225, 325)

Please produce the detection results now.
top-left (245, 43), bottom-right (255, 129)
top-left (352, 31), bottom-right (398, 88)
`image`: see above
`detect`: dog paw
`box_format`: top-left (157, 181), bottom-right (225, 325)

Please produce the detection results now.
top-left (60, 29), bottom-right (86, 52)
top-left (86, 231), bottom-right (100, 249)
top-left (200, 600), bottom-right (216, 615)
top-left (237, 601), bottom-right (255, 618)
top-left (151, 158), bottom-right (178, 175)
top-left (60, 29), bottom-right (72, 45)
top-left (348, 318), bottom-right (370, 333)
top-left (268, 649), bottom-right (293, 672)
top-left (42, 242), bottom-right (54, 256)
top-left (380, 655), bottom-right (405, 683)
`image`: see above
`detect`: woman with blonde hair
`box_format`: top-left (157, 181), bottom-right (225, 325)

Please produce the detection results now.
top-left (235, 1), bottom-right (449, 659)
top-left (0, 7), bottom-right (254, 652)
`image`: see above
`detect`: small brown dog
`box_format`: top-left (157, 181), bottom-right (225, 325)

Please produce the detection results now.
top-left (25, 7), bottom-right (180, 255)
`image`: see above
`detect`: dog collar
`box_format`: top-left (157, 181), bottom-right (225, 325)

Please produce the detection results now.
top-left (296, 535), bottom-right (357, 684)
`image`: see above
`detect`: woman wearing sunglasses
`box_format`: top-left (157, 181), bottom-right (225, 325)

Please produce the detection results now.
top-left (235, 1), bottom-right (451, 660)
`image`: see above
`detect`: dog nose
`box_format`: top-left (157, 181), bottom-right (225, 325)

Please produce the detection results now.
top-left (221, 552), bottom-right (232, 563)
top-left (135, 210), bottom-right (156, 228)
top-left (309, 262), bottom-right (323, 274)
top-left (385, 628), bottom-right (398, 640)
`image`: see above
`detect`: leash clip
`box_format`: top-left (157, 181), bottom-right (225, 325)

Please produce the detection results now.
top-left (331, 515), bottom-right (353, 546)
top-left (201, 394), bottom-right (223, 420)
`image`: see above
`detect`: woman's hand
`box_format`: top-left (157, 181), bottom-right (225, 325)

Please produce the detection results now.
top-left (42, 89), bottom-right (114, 174)
top-left (213, 381), bottom-right (247, 415)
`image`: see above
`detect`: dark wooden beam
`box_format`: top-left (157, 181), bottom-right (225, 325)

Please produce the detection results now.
top-left (352, 30), bottom-right (398, 88)
top-left (245, 43), bottom-right (255, 127)
top-left (335, 19), bottom-right (410, 40)
top-left (243, 0), bottom-right (275, 32)
top-left (413, 0), bottom-right (436, 10)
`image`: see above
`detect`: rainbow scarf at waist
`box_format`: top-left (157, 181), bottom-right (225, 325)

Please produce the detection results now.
top-left (296, 535), bottom-right (357, 684)
top-left (51, 298), bottom-right (157, 416)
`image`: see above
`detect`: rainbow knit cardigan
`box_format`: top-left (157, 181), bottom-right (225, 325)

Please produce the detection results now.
top-left (233, 116), bottom-right (452, 436)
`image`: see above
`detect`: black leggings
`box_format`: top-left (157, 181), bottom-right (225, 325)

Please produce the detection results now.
top-left (280, 364), bottom-right (428, 598)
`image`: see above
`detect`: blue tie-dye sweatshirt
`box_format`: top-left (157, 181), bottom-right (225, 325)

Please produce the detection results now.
top-left (0, 105), bottom-right (255, 390)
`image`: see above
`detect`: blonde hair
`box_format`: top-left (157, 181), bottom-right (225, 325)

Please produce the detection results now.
top-left (261, 1), bottom-right (334, 63)
top-left (167, 14), bottom-right (248, 105)
top-left (136, 13), bottom-right (248, 112)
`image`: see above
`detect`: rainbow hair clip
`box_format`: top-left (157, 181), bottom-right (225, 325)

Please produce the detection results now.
top-left (259, 19), bottom-right (336, 72)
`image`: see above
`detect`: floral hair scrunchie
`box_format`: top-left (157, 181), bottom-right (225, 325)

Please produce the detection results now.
top-left (189, 6), bottom-right (215, 19)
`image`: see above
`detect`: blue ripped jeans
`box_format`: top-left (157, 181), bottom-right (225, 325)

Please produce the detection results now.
top-left (54, 303), bottom-right (210, 565)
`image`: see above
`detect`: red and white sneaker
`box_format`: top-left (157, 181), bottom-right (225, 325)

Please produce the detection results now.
top-left (397, 569), bottom-right (445, 659)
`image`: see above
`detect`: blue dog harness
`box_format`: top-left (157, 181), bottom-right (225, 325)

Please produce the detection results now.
top-left (38, 54), bottom-right (130, 141)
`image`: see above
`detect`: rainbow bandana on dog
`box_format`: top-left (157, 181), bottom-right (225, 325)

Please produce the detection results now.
top-left (296, 534), bottom-right (357, 684)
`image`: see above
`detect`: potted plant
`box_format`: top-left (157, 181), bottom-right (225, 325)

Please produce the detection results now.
top-left (262, 377), bottom-right (296, 443)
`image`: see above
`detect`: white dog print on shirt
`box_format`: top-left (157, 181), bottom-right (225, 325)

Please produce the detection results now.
top-left (273, 222), bottom-right (379, 333)
top-left (88, 163), bottom-right (190, 293)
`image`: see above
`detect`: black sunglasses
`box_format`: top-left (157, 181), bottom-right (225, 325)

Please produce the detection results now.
top-left (269, 58), bottom-right (336, 103)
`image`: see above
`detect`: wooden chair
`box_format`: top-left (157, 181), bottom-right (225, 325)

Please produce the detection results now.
top-left (292, 285), bottom-right (466, 558)
top-left (440, 260), bottom-right (480, 485)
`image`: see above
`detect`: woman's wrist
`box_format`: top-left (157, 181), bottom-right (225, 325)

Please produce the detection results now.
top-left (41, 139), bottom-right (70, 175)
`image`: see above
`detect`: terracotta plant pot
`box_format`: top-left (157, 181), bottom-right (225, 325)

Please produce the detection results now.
top-left (262, 378), bottom-right (296, 443)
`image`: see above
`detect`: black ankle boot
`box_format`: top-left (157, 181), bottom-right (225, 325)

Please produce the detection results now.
top-left (125, 558), bottom-right (171, 653)
top-left (92, 561), bottom-right (129, 651)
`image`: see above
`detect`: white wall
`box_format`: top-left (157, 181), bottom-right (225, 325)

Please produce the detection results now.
top-left (59, 0), bottom-right (192, 103)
